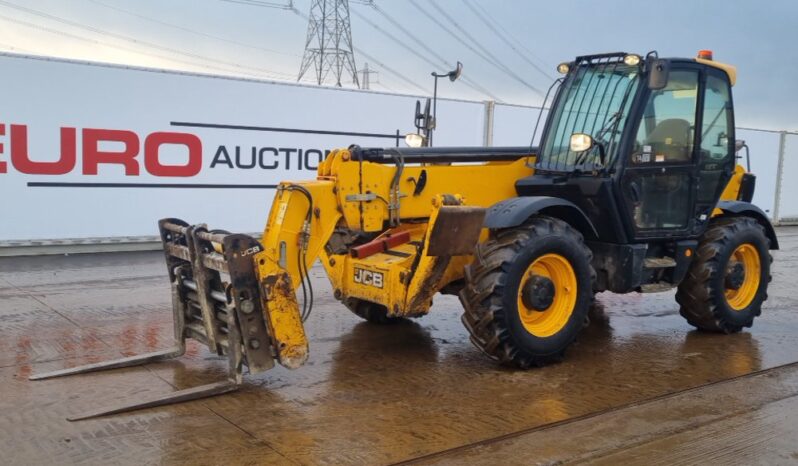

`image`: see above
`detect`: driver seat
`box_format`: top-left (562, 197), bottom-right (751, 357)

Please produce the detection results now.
top-left (646, 118), bottom-right (692, 162)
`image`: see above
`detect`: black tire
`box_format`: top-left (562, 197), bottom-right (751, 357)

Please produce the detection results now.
top-left (460, 216), bottom-right (595, 368)
top-left (676, 216), bottom-right (772, 333)
top-left (344, 298), bottom-right (404, 324)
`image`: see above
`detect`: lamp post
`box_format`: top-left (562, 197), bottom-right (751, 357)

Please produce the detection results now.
top-left (429, 61), bottom-right (463, 146)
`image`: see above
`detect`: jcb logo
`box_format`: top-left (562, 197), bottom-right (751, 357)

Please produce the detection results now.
top-left (241, 246), bottom-right (261, 257)
top-left (354, 268), bottom-right (384, 289)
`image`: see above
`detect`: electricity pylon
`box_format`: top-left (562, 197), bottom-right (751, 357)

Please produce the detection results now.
top-left (298, 0), bottom-right (360, 87)
top-left (359, 62), bottom-right (378, 90)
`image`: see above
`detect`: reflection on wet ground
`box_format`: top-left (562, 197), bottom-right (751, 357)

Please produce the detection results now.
top-left (1, 227), bottom-right (798, 464)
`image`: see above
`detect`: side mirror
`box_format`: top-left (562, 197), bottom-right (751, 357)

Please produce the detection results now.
top-left (449, 61), bottom-right (463, 82)
top-left (570, 133), bottom-right (594, 152)
top-left (647, 58), bottom-right (670, 90)
top-left (735, 139), bottom-right (746, 152)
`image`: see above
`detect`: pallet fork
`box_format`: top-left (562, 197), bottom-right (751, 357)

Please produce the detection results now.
top-left (29, 219), bottom-right (278, 421)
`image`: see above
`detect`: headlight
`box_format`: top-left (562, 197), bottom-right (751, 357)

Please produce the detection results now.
top-left (623, 54), bottom-right (641, 66)
top-left (570, 133), bottom-right (594, 153)
top-left (405, 133), bottom-right (426, 148)
top-left (557, 62), bottom-right (571, 74)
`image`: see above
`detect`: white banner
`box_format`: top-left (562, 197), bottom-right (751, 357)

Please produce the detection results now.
top-left (0, 53), bottom-right (783, 242)
top-left (0, 53), bottom-right (484, 240)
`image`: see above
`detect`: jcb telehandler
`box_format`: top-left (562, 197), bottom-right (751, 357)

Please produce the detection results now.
top-left (32, 51), bottom-right (778, 420)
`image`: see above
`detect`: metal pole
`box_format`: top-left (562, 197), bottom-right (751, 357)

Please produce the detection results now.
top-left (483, 100), bottom-right (495, 147)
top-left (773, 131), bottom-right (787, 224)
top-left (431, 74), bottom-right (439, 147)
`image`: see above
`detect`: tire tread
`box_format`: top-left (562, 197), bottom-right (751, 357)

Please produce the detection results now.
top-left (676, 216), bottom-right (772, 333)
top-left (460, 216), bottom-right (595, 368)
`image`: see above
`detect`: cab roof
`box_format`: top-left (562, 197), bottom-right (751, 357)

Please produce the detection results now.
top-left (694, 57), bottom-right (737, 86)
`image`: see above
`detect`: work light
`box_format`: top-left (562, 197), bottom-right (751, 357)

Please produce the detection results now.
top-left (623, 54), bottom-right (641, 66)
top-left (405, 133), bottom-right (426, 148)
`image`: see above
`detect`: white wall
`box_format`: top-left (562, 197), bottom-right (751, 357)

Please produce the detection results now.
top-left (0, 53), bottom-right (791, 243)
top-left (0, 53), bottom-right (483, 240)
top-left (777, 133), bottom-right (798, 220)
top-left (736, 129), bottom-right (780, 216)
top-left (492, 103), bottom-right (547, 147)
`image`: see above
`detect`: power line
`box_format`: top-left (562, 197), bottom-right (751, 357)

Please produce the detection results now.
top-left (460, 0), bottom-right (553, 81)
top-left (349, 9), bottom-right (442, 86)
top-left (0, 12), bottom-right (264, 78)
top-left (360, 2), bottom-right (502, 101)
top-left (467, 0), bottom-right (552, 73)
top-left (86, 0), bottom-right (299, 58)
top-left (424, 0), bottom-right (544, 96)
top-left (291, 7), bottom-right (427, 93)
top-left (373, 78), bottom-right (396, 92)
top-left (406, 0), bottom-right (504, 79)
top-left (366, 3), bottom-right (448, 63)
top-left (351, 6), bottom-right (501, 100)
top-left (297, 0), bottom-right (359, 87)
top-left (353, 47), bottom-right (427, 94)
top-left (219, 0), bottom-right (294, 9)
top-left (418, 0), bottom-right (544, 97)
top-left (0, 0), bottom-right (294, 80)
top-left (0, 39), bottom-right (32, 53)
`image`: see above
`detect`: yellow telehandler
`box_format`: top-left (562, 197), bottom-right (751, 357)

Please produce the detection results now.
top-left (32, 51), bottom-right (778, 420)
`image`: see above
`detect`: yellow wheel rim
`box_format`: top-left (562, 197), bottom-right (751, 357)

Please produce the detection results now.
top-left (516, 253), bottom-right (577, 337)
top-left (724, 243), bottom-right (761, 311)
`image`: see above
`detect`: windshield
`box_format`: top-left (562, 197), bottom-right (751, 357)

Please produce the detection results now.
top-left (537, 60), bottom-right (641, 172)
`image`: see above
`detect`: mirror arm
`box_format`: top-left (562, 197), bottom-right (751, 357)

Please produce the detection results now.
top-left (597, 143), bottom-right (607, 166)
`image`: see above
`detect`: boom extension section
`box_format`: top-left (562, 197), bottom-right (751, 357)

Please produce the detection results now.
top-left (30, 146), bottom-right (534, 419)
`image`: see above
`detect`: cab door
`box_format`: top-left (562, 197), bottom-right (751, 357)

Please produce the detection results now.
top-left (620, 67), bottom-right (701, 238)
top-left (694, 70), bottom-right (735, 223)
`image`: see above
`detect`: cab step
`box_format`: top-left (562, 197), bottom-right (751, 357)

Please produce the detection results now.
top-left (644, 257), bottom-right (677, 268)
top-left (640, 282), bottom-right (676, 293)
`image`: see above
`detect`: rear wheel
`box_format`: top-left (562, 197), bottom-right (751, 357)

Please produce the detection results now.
top-left (460, 216), bottom-right (594, 368)
top-left (676, 216), bottom-right (772, 333)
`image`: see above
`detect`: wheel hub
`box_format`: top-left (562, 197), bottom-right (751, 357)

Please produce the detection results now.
top-left (724, 243), bottom-right (761, 311)
top-left (516, 253), bottom-right (578, 337)
top-left (521, 275), bottom-right (555, 311)
top-left (725, 262), bottom-right (745, 290)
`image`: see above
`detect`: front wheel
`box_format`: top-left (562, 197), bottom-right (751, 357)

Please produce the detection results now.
top-left (676, 216), bottom-right (772, 333)
top-left (460, 216), bottom-right (595, 368)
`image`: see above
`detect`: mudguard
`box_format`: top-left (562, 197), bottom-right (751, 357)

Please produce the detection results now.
top-left (717, 200), bottom-right (779, 249)
top-left (484, 196), bottom-right (598, 239)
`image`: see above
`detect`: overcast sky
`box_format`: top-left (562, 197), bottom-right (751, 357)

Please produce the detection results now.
top-left (0, 0), bottom-right (796, 131)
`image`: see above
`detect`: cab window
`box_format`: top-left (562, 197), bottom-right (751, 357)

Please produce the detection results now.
top-left (631, 70), bottom-right (699, 164)
top-left (697, 74), bottom-right (733, 202)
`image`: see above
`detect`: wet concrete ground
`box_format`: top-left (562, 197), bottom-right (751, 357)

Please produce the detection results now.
top-left (1, 227), bottom-right (798, 465)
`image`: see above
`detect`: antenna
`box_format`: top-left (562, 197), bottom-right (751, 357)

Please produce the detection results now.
top-left (297, 0), bottom-right (360, 87)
